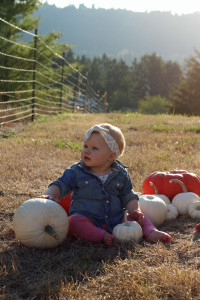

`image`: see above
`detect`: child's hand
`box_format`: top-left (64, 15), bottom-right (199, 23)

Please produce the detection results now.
top-left (133, 210), bottom-right (144, 226)
top-left (37, 195), bottom-right (60, 203)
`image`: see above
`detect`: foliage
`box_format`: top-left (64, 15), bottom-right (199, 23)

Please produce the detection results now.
top-left (0, 0), bottom-right (41, 100)
top-left (138, 95), bottom-right (171, 114)
top-left (0, 0), bottom-right (41, 24)
top-left (77, 53), bottom-right (181, 111)
top-left (1, 2), bottom-right (200, 116)
top-left (170, 50), bottom-right (200, 115)
top-left (0, 1), bottom-right (75, 106)
top-left (131, 53), bottom-right (181, 107)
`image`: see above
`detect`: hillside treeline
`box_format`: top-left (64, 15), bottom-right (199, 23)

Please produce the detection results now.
top-left (34, 4), bottom-right (200, 65)
top-left (1, 0), bottom-right (200, 115)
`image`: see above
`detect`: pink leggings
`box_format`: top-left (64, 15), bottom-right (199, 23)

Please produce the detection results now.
top-left (68, 214), bottom-right (156, 243)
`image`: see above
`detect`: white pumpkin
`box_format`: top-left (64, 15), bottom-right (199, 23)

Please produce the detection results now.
top-left (113, 210), bottom-right (143, 242)
top-left (13, 198), bottom-right (69, 249)
top-left (166, 203), bottom-right (178, 220)
top-left (188, 201), bottom-right (200, 219)
top-left (139, 195), bottom-right (167, 226)
top-left (149, 181), bottom-right (170, 204)
top-left (170, 179), bottom-right (199, 215)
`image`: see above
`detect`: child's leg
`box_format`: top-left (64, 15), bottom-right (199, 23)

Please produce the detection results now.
top-left (142, 214), bottom-right (172, 243)
top-left (68, 214), bottom-right (114, 246)
top-left (146, 229), bottom-right (172, 243)
top-left (141, 214), bottom-right (157, 238)
top-left (127, 213), bottom-right (155, 237)
top-left (127, 214), bottom-right (172, 243)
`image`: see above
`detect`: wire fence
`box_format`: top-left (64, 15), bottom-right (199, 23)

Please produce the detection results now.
top-left (0, 17), bottom-right (104, 126)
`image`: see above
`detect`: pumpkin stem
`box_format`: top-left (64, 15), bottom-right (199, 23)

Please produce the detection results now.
top-left (169, 179), bottom-right (187, 193)
top-left (124, 210), bottom-right (129, 226)
top-left (44, 225), bottom-right (58, 240)
top-left (149, 181), bottom-right (158, 194)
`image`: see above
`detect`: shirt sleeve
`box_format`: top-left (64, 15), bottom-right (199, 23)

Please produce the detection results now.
top-left (48, 168), bottom-right (76, 198)
top-left (119, 171), bottom-right (139, 208)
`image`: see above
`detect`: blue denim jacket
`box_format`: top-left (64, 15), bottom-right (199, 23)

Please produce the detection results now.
top-left (49, 160), bottom-right (139, 232)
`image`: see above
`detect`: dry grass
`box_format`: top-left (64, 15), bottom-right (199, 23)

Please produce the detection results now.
top-left (1, 112), bottom-right (200, 299)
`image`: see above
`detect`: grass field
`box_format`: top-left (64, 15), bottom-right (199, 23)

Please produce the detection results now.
top-left (1, 112), bottom-right (200, 299)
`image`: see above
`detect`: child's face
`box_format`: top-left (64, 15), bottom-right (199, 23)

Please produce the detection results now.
top-left (81, 132), bottom-right (115, 172)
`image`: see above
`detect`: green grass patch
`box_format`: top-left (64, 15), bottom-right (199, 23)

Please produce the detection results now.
top-left (182, 125), bottom-right (200, 133)
top-left (120, 112), bottom-right (142, 124)
top-left (152, 123), bottom-right (172, 132)
top-left (52, 138), bottom-right (82, 150)
top-left (34, 113), bottom-right (71, 124)
top-left (0, 130), bottom-right (16, 139)
top-left (34, 115), bottom-right (53, 124)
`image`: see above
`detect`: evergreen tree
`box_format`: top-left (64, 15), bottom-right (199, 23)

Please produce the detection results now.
top-left (81, 53), bottom-right (182, 111)
top-left (130, 53), bottom-right (181, 107)
top-left (0, 1), bottom-right (75, 104)
top-left (0, 0), bottom-right (41, 34)
top-left (88, 57), bottom-right (105, 94)
top-left (170, 50), bottom-right (200, 115)
top-left (0, 0), bottom-right (41, 100)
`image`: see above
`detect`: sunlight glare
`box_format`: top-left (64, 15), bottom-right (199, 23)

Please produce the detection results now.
top-left (44, 0), bottom-right (200, 14)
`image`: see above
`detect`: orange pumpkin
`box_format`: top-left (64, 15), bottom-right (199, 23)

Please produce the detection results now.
top-left (142, 170), bottom-right (200, 201)
top-left (59, 191), bottom-right (72, 215)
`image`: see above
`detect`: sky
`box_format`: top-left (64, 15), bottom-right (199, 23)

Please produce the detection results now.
top-left (43, 0), bottom-right (200, 15)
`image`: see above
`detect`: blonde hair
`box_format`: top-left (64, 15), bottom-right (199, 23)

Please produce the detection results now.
top-left (96, 123), bottom-right (126, 156)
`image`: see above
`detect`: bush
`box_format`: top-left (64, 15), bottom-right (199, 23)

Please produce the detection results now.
top-left (138, 95), bottom-right (170, 114)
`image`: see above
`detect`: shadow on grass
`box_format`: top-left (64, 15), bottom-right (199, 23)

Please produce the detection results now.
top-left (1, 235), bottom-right (145, 299)
top-left (1, 215), bottom-right (199, 299)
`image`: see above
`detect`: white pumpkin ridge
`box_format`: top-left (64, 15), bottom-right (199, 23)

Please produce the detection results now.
top-left (170, 179), bottom-right (199, 215)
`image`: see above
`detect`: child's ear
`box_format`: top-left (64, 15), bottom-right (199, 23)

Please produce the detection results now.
top-left (109, 152), bottom-right (116, 161)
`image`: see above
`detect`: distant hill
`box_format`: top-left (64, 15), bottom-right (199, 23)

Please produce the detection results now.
top-left (33, 4), bottom-right (200, 65)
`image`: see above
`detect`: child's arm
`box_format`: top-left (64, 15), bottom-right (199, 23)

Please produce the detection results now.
top-left (41, 184), bottom-right (61, 202)
top-left (125, 199), bottom-right (144, 226)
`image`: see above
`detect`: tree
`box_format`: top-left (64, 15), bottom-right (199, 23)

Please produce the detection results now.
top-left (87, 57), bottom-right (105, 94)
top-left (170, 50), bottom-right (200, 115)
top-left (79, 53), bottom-right (182, 111)
top-left (0, 1), bottom-right (75, 102)
top-left (0, 0), bottom-right (41, 31)
top-left (130, 53), bottom-right (181, 107)
top-left (163, 61), bottom-right (182, 96)
top-left (0, 0), bottom-right (41, 100)
top-left (100, 56), bottom-right (133, 110)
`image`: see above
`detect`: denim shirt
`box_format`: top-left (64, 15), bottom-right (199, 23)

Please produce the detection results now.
top-left (49, 160), bottom-right (139, 232)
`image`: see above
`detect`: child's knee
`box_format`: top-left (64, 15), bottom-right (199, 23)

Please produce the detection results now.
top-left (68, 214), bottom-right (95, 233)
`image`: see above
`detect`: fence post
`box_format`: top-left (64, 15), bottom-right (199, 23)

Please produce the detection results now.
top-left (31, 21), bottom-right (38, 121)
top-left (60, 49), bottom-right (65, 112)
top-left (104, 91), bottom-right (107, 113)
top-left (73, 68), bottom-right (80, 112)
top-left (83, 72), bottom-right (88, 112)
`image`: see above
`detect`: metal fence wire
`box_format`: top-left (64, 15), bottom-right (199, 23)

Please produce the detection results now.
top-left (0, 17), bottom-right (104, 126)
